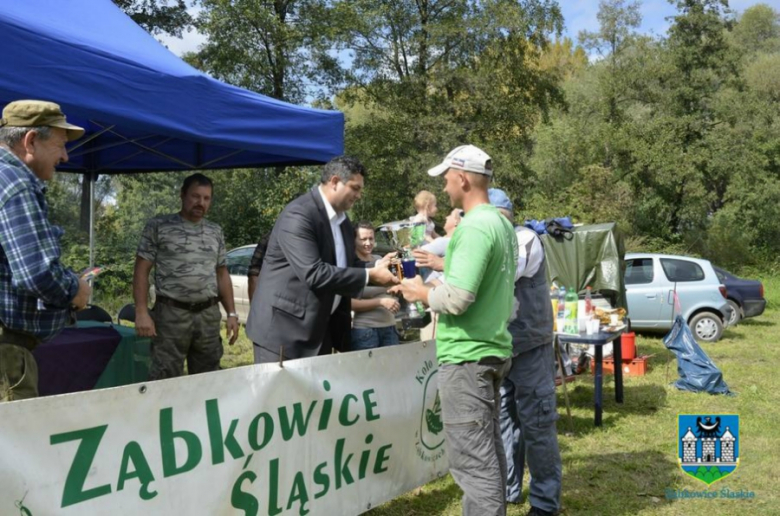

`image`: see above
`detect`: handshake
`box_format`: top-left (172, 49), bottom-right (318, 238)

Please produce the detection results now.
top-left (368, 249), bottom-right (444, 306)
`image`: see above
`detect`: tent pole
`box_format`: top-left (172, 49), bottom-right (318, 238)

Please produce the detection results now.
top-left (88, 171), bottom-right (95, 304)
top-left (89, 171), bottom-right (95, 269)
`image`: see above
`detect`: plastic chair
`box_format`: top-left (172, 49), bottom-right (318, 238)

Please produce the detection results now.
top-left (117, 303), bottom-right (136, 325)
top-left (76, 304), bottom-right (113, 324)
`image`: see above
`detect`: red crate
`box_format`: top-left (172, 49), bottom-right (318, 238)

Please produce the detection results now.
top-left (591, 355), bottom-right (649, 376)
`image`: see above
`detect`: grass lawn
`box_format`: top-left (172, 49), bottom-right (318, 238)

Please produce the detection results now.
top-left (217, 274), bottom-right (780, 515)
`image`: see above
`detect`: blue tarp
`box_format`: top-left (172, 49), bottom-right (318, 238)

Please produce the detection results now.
top-left (0, 0), bottom-right (344, 172)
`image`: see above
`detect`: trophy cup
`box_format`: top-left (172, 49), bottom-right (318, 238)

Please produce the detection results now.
top-left (378, 220), bottom-right (432, 329)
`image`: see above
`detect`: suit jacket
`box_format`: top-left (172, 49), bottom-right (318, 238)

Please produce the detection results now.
top-left (245, 186), bottom-right (368, 359)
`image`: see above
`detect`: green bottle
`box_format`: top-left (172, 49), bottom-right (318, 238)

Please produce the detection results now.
top-left (410, 222), bottom-right (427, 248)
top-left (565, 287), bottom-right (578, 334)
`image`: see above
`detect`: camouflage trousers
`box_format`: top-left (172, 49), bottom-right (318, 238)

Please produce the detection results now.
top-left (149, 303), bottom-right (223, 381)
top-left (0, 341), bottom-right (39, 402)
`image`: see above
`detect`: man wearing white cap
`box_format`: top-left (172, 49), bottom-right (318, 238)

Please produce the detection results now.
top-left (393, 145), bottom-right (518, 516)
top-left (0, 100), bottom-right (92, 401)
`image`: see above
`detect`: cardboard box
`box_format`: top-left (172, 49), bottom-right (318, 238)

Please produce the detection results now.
top-left (591, 355), bottom-right (649, 376)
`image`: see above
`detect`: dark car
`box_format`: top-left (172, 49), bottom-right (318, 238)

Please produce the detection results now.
top-left (713, 266), bottom-right (766, 326)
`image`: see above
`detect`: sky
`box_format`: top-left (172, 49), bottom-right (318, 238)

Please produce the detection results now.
top-left (158, 0), bottom-right (779, 57)
top-left (561, 0), bottom-right (774, 45)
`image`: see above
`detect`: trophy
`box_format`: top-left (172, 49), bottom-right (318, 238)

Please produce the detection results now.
top-left (378, 220), bottom-right (431, 329)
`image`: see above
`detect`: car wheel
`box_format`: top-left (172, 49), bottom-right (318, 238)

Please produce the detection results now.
top-left (727, 299), bottom-right (742, 326)
top-left (689, 312), bottom-right (724, 342)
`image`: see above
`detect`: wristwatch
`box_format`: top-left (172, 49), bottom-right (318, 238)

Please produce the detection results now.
top-left (227, 312), bottom-right (239, 319)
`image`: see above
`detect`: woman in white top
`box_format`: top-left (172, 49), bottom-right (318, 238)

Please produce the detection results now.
top-left (351, 222), bottom-right (401, 350)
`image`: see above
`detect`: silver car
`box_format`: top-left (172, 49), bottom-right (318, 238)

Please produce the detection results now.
top-left (625, 253), bottom-right (732, 342)
top-left (220, 244), bottom-right (257, 324)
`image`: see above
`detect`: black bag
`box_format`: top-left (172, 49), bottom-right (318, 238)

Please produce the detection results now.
top-left (545, 218), bottom-right (574, 239)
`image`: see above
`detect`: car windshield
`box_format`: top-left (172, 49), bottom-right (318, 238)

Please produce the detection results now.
top-left (227, 247), bottom-right (255, 276)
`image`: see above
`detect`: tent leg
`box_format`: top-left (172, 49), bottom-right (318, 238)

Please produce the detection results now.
top-left (88, 172), bottom-right (96, 303)
top-left (555, 336), bottom-right (575, 435)
top-left (89, 172), bottom-right (95, 269)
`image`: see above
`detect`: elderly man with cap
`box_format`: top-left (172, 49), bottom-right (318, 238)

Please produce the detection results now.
top-left (0, 100), bottom-right (92, 402)
top-left (393, 145), bottom-right (518, 516)
top-left (490, 188), bottom-right (562, 516)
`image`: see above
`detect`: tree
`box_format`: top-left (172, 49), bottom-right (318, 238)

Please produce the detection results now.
top-left (188, 0), bottom-right (334, 103)
top-left (48, 174), bottom-right (112, 248)
top-left (695, 48), bottom-right (780, 265)
top-left (624, 0), bottom-right (739, 240)
top-left (537, 38), bottom-right (589, 80)
top-left (578, 0), bottom-right (642, 165)
top-left (526, 1), bottom-right (649, 227)
top-left (731, 3), bottom-right (780, 55)
top-left (113, 0), bottom-right (192, 36)
top-left (579, 0), bottom-right (641, 55)
top-left (333, 0), bottom-right (563, 108)
top-left (565, 165), bottom-right (635, 233)
top-left (333, 1), bottom-right (566, 221)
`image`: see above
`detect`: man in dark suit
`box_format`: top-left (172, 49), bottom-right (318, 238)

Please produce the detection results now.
top-left (245, 156), bottom-right (398, 363)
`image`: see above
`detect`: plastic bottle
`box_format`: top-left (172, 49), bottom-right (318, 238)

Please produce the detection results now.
top-left (565, 287), bottom-right (578, 334)
top-left (408, 300), bottom-right (421, 319)
top-left (550, 285), bottom-right (559, 332)
top-left (585, 286), bottom-right (593, 318)
top-left (557, 286), bottom-right (566, 326)
top-left (557, 287), bottom-right (566, 318)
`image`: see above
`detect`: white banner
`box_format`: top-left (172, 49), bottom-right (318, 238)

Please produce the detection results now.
top-left (0, 341), bottom-right (448, 515)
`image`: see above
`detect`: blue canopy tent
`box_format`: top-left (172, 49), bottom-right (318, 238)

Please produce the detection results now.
top-left (1, 0), bottom-right (344, 264)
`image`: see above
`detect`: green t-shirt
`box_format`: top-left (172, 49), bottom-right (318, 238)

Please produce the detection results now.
top-left (436, 204), bottom-right (518, 364)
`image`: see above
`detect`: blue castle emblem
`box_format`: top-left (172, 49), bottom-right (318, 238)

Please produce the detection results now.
top-left (678, 414), bottom-right (739, 485)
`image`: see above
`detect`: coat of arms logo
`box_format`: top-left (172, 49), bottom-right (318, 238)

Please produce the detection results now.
top-left (678, 414), bottom-right (739, 485)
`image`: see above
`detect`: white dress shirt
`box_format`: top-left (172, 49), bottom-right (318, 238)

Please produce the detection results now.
top-left (317, 186), bottom-right (369, 313)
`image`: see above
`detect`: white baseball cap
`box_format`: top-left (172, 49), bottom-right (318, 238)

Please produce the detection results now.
top-left (427, 144), bottom-right (493, 177)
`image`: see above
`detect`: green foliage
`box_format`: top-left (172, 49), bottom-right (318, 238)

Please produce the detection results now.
top-left (732, 3), bottom-right (780, 55)
top-left (189, 0), bottom-right (334, 103)
top-left (537, 38), bottom-right (589, 80)
top-left (334, 0), bottom-right (567, 228)
top-left (565, 165), bottom-right (635, 233)
top-left (113, 0), bottom-right (191, 36)
top-left (524, 0), bottom-right (780, 271)
top-left (208, 167), bottom-right (321, 247)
